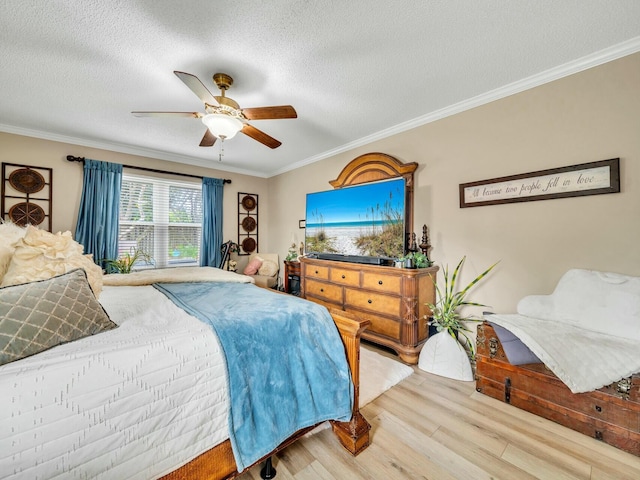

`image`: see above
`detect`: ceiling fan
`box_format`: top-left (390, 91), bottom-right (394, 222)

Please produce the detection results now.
top-left (132, 71), bottom-right (297, 149)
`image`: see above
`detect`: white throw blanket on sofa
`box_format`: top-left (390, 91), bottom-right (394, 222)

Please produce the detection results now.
top-left (486, 269), bottom-right (640, 393)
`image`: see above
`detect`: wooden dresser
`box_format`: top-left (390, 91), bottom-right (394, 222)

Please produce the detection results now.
top-left (300, 257), bottom-right (438, 364)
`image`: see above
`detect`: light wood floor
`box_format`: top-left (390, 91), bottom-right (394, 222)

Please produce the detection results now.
top-left (239, 347), bottom-right (640, 480)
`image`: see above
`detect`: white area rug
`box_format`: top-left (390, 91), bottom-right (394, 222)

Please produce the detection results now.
top-left (359, 345), bottom-right (414, 406)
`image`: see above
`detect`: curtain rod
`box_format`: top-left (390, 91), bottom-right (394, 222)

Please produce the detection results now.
top-left (66, 155), bottom-right (232, 184)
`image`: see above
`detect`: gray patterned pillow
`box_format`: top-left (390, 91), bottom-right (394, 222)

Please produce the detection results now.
top-left (0, 269), bottom-right (116, 366)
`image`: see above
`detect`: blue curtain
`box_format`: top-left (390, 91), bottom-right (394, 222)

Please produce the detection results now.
top-left (200, 177), bottom-right (225, 267)
top-left (75, 159), bottom-right (123, 268)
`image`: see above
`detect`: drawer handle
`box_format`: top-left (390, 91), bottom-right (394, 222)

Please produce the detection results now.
top-left (320, 288), bottom-right (324, 292)
top-left (367, 299), bottom-right (372, 304)
top-left (378, 280), bottom-right (383, 285)
top-left (341, 274), bottom-right (346, 279)
top-left (595, 405), bottom-right (602, 412)
top-left (315, 270), bottom-right (319, 274)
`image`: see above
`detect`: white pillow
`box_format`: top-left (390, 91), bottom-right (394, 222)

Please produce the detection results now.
top-left (1, 226), bottom-right (103, 297)
top-left (517, 268), bottom-right (640, 340)
top-left (258, 260), bottom-right (278, 277)
top-left (0, 222), bottom-right (27, 282)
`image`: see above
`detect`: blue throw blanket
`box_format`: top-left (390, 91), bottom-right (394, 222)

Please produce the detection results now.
top-left (153, 282), bottom-right (353, 471)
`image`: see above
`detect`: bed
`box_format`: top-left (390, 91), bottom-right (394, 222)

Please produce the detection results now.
top-left (0, 225), bottom-right (370, 479)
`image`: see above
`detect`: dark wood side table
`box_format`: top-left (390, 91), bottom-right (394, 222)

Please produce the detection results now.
top-left (284, 261), bottom-right (301, 295)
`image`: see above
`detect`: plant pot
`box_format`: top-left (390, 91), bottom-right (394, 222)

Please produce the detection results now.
top-left (417, 331), bottom-right (474, 381)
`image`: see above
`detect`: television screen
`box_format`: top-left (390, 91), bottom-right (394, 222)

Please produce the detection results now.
top-left (305, 178), bottom-right (406, 260)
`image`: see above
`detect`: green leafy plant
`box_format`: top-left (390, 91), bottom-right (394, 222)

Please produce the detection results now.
top-left (427, 256), bottom-right (498, 357)
top-left (401, 251), bottom-right (432, 268)
top-left (104, 248), bottom-right (153, 274)
top-left (285, 243), bottom-right (299, 262)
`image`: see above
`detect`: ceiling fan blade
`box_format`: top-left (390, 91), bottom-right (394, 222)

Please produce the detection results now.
top-left (174, 71), bottom-right (218, 106)
top-left (241, 124), bottom-right (282, 149)
top-left (132, 111), bottom-right (202, 118)
top-left (242, 106), bottom-right (297, 120)
top-left (199, 129), bottom-right (217, 147)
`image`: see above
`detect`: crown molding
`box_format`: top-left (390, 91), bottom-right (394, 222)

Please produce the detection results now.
top-left (2, 37), bottom-right (639, 179)
top-left (273, 37), bottom-right (640, 177)
top-left (0, 124), bottom-right (269, 178)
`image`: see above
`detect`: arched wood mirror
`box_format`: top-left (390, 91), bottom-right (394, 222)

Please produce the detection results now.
top-left (329, 152), bottom-right (417, 255)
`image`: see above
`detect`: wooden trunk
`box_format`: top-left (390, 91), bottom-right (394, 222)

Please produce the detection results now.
top-left (475, 322), bottom-right (640, 457)
top-left (300, 257), bottom-right (438, 364)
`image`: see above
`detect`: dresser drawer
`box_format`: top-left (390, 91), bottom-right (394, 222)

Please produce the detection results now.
top-left (356, 310), bottom-right (399, 338)
top-left (301, 257), bottom-right (439, 365)
top-left (345, 288), bottom-right (401, 317)
top-left (305, 264), bottom-right (329, 280)
top-left (305, 279), bottom-right (342, 303)
top-left (330, 267), bottom-right (360, 286)
top-left (361, 272), bottom-right (401, 292)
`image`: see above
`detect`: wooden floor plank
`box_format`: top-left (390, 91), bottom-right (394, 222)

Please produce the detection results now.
top-left (368, 410), bottom-right (490, 479)
top-left (239, 346), bottom-right (640, 479)
top-left (293, 460), bottom-right (336, 480)
top-left (381, 384), bottom-right (508, 456)
top-left (402, 374), bottom-right (634, 476)
top-left (302, 428), bottom-right (380, 480)
top-left (430, 426), bottom-right (539, 480)
top-left (501, 443), bottom-right (588, 480)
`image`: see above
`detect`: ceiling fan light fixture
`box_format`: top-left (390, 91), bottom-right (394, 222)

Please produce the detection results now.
top-left (201, 113), bottom-right (243, 139)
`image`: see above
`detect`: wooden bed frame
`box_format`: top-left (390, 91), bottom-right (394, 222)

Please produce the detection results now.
top-left (162, 309), bottom-right (371, 479)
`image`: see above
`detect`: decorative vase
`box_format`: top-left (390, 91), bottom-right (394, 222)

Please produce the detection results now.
top-left (418, 331), bottom-right (474, 381)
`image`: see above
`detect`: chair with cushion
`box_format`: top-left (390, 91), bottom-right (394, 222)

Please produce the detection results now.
top-left (241, 253), bottom-right (279, 289)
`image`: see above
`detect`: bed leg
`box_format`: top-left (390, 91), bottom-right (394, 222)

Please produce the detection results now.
top-left (331, 411), bottom-right (371, 455)
top-left (260, 456), bottom-right (276, 479)
top-left (329, 309), bottom-right (371, 456)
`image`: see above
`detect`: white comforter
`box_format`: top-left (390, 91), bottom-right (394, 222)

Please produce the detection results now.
top-left (487, 269), bottom-right (640, 394)
top-left (487, 313), bottom-right (640, 393)
top-left (1, 285), bottom-right (230, 480)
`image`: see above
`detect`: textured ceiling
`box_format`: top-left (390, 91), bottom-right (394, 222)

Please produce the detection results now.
top-left (1, 1), bottom-right (639, 177)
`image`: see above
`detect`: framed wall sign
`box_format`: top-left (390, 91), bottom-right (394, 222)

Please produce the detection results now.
top-left (459, 158), bottom-right (620, 208)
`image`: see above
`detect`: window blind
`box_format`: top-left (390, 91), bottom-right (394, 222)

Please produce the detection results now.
top-left (119, 172), bottom-right (202, 269)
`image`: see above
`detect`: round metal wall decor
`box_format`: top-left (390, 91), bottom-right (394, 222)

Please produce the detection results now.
top-left (9, 168), bottom-right (46, 194)
top-left (241, 237), bottom-right (256, 253)
top-left (8, 202), bottom-right (46, 226)
top-left (241, 195), bottom-right (257, 212)
top-left (241, 216), bottom-right (257, 233)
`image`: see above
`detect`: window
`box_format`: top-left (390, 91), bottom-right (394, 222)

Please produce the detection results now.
top-left (119, 173), bottom-right (202, 269)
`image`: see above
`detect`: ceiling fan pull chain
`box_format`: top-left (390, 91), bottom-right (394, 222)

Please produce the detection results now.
top-left (219, 137), bottom-right (225, 161)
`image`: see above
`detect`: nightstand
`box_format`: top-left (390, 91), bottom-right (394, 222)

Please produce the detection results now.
top-left (284, 261), bottom-right (301, 295)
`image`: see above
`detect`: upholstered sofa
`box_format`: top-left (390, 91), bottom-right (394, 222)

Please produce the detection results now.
top-left (234, 253), bottom-right (280, 289)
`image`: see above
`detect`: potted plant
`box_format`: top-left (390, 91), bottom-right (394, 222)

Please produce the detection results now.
top-left (285, 242), bottom-right (299, 262)
top-left (418, 256), bottom-right (498, 380)
top-left (400, 251), bottom-right (432, 268)
top-left (104, 247), bottom-right (153, 274)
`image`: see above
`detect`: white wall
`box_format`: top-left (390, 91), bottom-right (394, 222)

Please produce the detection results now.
top-left (268, 52), bottom-right (640, 312)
